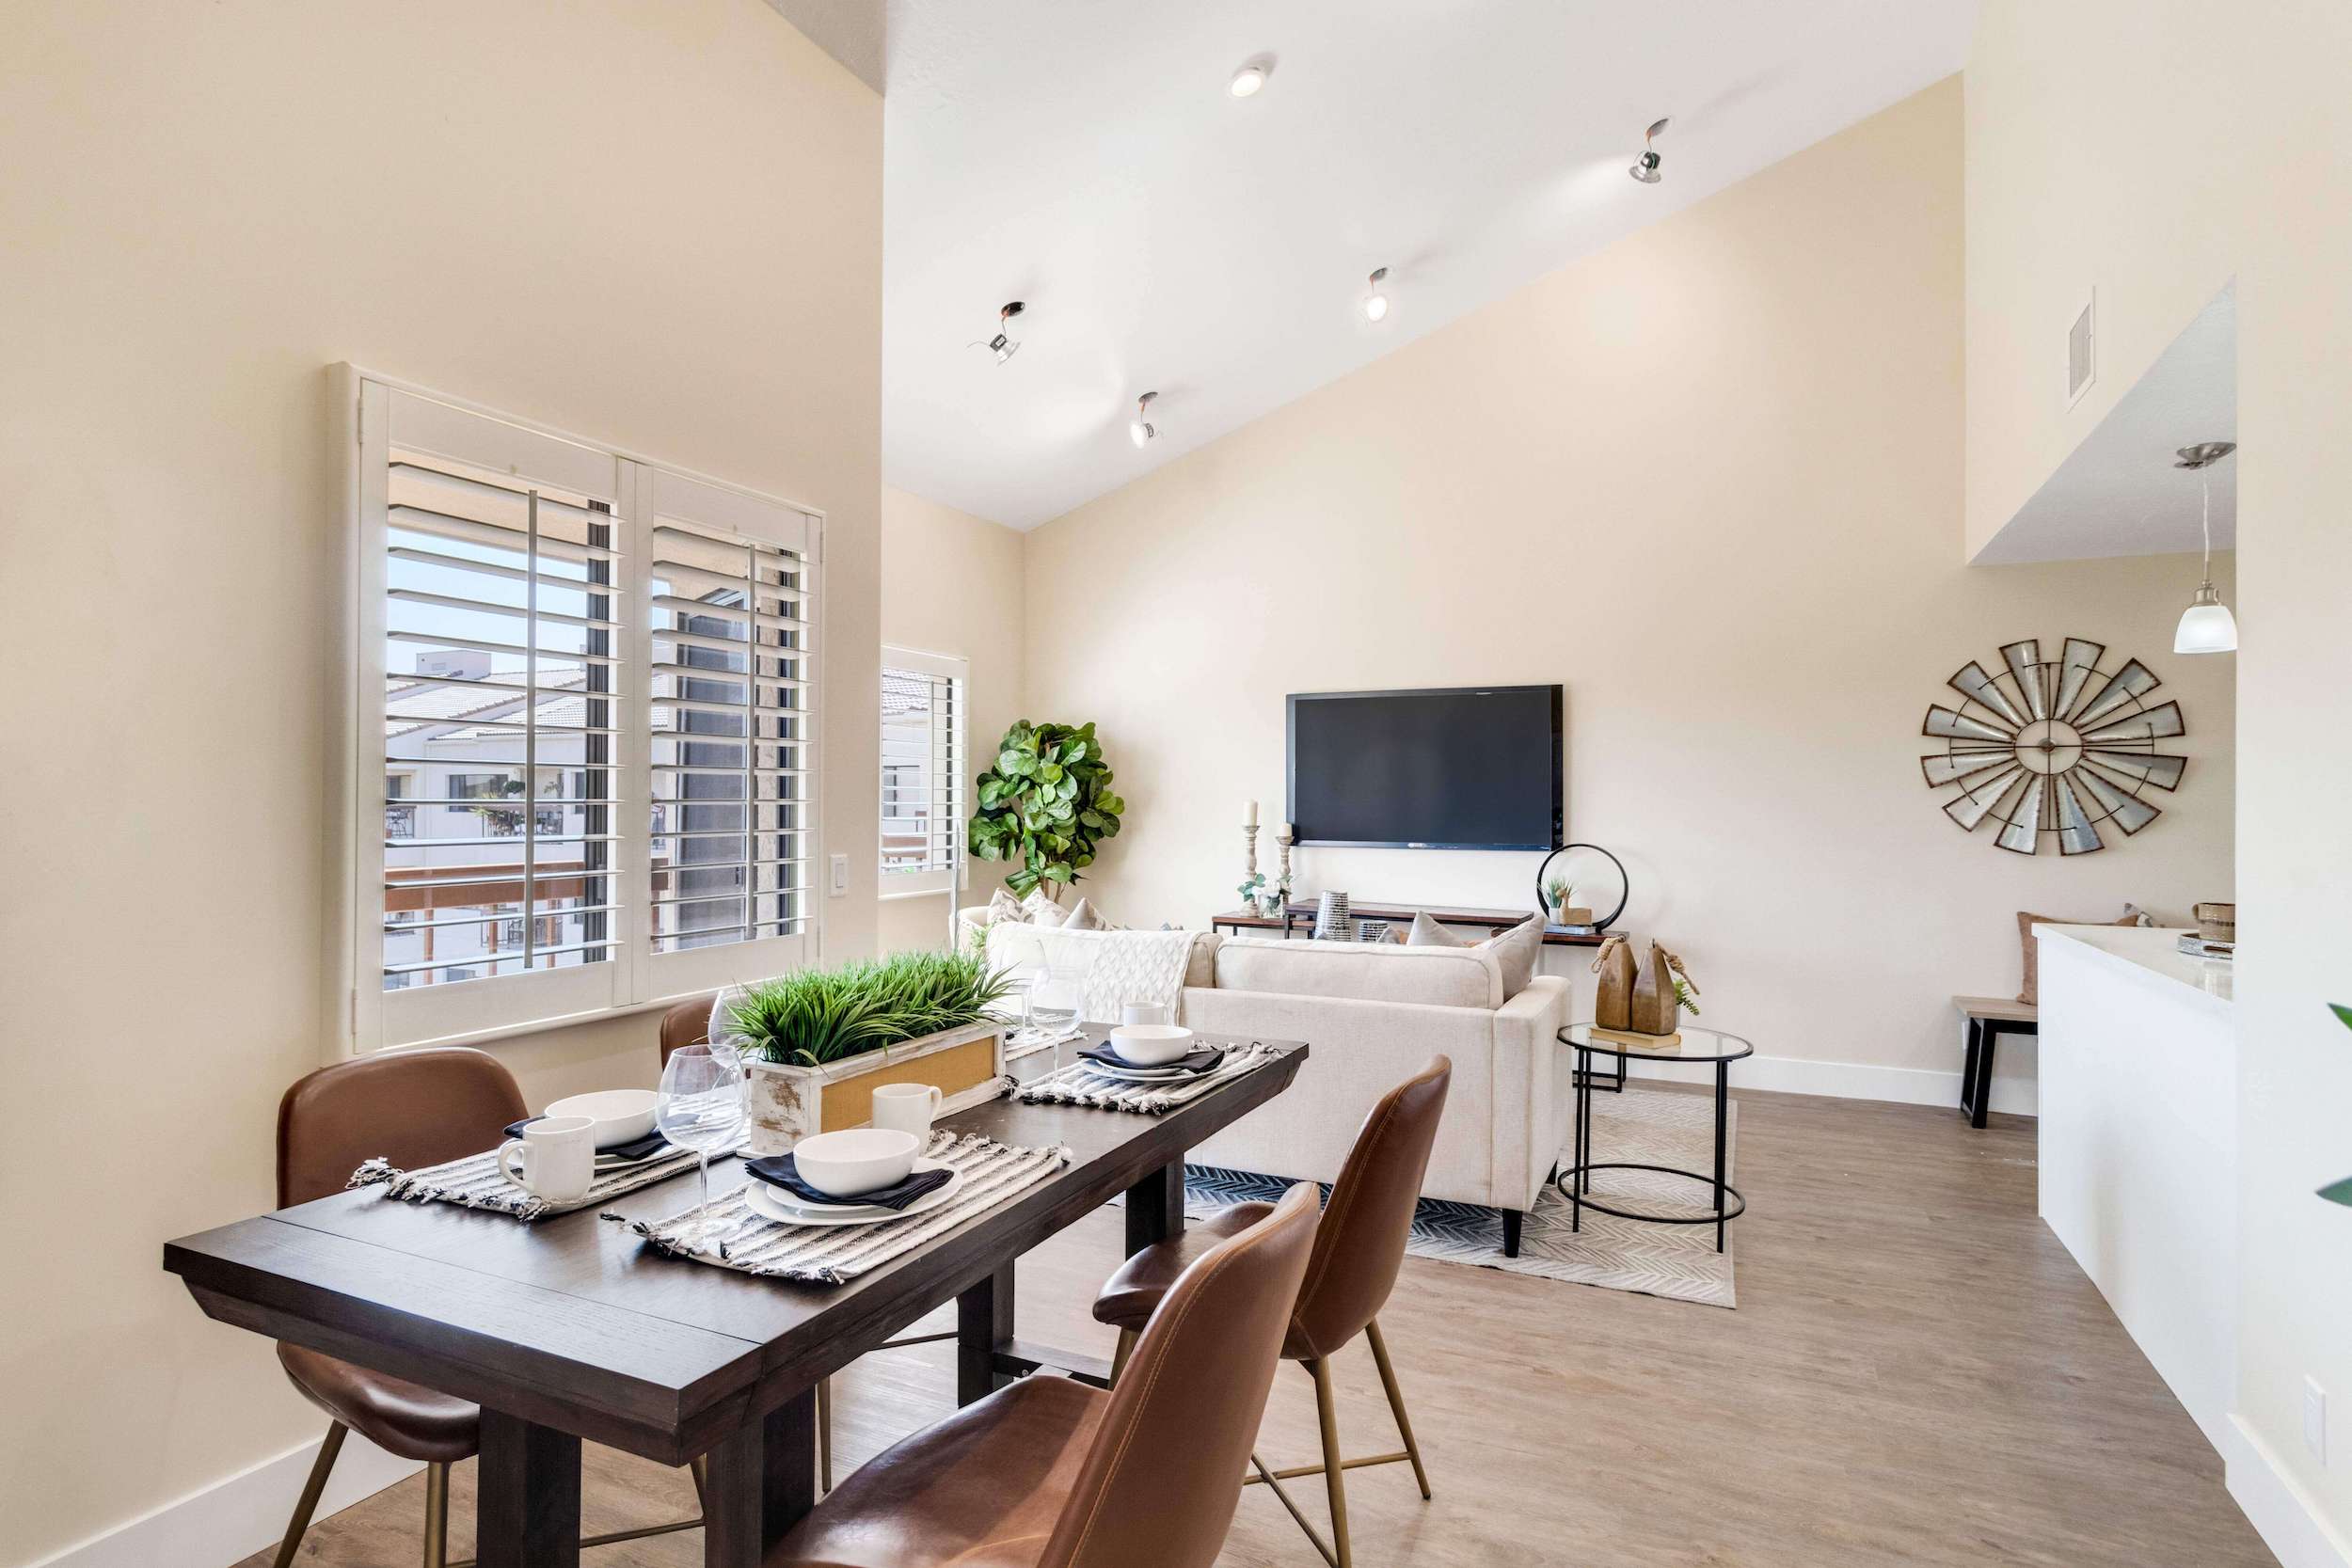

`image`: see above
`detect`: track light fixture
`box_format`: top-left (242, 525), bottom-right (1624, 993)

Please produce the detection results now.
top-left (1362, 267), bottom-right (1391, 322)
top-left (1130, 390), bottom-right (1159, 447)
top-left (972, 300), bottom-right (1025, 364)
top-left (1629, 118), bottom-right (1670, 184)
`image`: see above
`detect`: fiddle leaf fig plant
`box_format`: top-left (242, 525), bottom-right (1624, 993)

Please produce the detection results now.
top-left (968, 721), bottom-right (1124, 898)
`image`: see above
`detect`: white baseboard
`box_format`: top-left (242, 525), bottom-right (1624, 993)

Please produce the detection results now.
top-left (27, 1426), bottom-right (421, 1568)
top-left (2229, 1414), bottom-right (2352, 1568)
top-left (1616, 1049), bottom-right (2039, 1117)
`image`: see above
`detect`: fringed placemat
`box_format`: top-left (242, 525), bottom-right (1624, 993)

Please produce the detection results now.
top-left (349, 1131), bottom-right (748, 1223)
top-left (1012, 1042), bottom-right (1282, 1115)
top-left (612, 1130), bottom-right (1069, 1285)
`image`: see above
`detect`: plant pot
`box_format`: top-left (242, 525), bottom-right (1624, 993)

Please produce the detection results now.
top-left (743, 1021), bottom-right (1006, 1155)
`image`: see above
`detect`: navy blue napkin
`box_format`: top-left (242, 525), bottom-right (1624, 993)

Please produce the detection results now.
top-left (1076, 1041), bottom-right (1226, 1075)
top-left (503, 1119), bottom-right (670, 1164)
top-left (745, 1154), bottom-right (953, 1212)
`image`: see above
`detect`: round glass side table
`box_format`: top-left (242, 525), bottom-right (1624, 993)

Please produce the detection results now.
top-left (1557, 1022), bottom-right (1754, 1252)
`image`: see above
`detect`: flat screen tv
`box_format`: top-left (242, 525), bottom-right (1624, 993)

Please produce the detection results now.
top-left (1287, 686), bottom-right (1563, 850)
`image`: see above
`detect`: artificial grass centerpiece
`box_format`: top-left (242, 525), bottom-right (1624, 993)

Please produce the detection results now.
top-left (727, 949), bottom-right (1013, 1069)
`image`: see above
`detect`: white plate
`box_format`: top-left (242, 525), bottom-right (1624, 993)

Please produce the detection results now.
top-left (742, 1159), bottom-right (965, 1227)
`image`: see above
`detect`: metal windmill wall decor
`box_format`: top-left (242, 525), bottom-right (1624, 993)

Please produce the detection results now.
top-left (1920, 637), bottom-right (2186, 855)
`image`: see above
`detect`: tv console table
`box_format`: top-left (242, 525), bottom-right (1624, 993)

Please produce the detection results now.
top-left (1209, 901), bottom-right (1604, 947)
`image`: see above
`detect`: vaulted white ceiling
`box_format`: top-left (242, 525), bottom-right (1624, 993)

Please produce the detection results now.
top-left (882, 2), bottom-right (1979, 529)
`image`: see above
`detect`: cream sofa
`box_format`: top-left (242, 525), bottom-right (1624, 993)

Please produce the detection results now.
top-left (961, 911), bottom-right (1568, 1256)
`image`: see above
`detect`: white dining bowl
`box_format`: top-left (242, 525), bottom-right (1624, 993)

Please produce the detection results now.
top-left (543, 1088), bottom-right (660, 1150)
top-left (791, 1128), bottom-right (921, 1198)
top-left (1108, 1023), bottom-right (1196, 1067)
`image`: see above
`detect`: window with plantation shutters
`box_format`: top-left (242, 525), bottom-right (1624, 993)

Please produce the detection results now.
top-left (879, 649), bottom-right (965, 895)
top-left (343, 373), bottom-right (821, 1053)
top-left (643, 469), bottom-right (818, 988)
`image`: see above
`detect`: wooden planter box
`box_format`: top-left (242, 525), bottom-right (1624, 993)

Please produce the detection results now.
top-left (743, 1020), bottom-right (1006, 1156)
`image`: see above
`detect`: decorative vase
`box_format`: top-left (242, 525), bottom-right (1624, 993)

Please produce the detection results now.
top-left (1313, 890), bottom-right (1354, 941)
top-left (742, 1022), bottom-right (1005, 1155)
top-left (1592, 936), bottom-right (1636, 1031)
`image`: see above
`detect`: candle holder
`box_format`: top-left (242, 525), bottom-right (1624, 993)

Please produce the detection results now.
top-left (1244, 822), bottom-right (1260, 879)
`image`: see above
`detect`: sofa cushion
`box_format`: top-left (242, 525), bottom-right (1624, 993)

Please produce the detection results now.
top-left (1213, 936), bottom-right (1502, 1009)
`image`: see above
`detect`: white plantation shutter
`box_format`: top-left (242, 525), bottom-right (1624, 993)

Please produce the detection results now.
top-left (347, 375), bottom-right (821, 1052)
top-left (636, 468), bottom-right (818, 995)
top-left (880, 649), bottom-right (965, 895)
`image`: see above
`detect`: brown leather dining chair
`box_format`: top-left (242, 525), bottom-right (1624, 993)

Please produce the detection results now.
top-left (769, 1179), bottom-right (1321, 1568)
top-left (271, 1046), bottom-right (705, 1567)
top-left (1092, 1055), bottom-right (1452, 1568)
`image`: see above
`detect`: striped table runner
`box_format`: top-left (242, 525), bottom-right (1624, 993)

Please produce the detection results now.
top-left (615, 1131), bottom-right (1069, 1285)
top-left (348, 1130), bottom-right (749, 1223)
top-left (1013, 1042), bottom-right (1283, 1115)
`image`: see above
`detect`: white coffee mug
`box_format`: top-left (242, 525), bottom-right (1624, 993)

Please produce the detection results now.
top-left (1120, 999), bottom-right (1171, 1027)
top-left (870, 1082), bottom-right (944, 1139)
top-left (499, 1115), bottom-right (596, 1204)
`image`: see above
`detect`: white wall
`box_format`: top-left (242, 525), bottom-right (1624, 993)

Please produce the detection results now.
top-left (0, 4), bottom-right (881, 1562)
top-left (878, 484), bottom-right (1027, 954)
top-left (1967, 2), bottom-right (2352, 1559)
top-left (1022, 78), bottom-right (2237, 1106)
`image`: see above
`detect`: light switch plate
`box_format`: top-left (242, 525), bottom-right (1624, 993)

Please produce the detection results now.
top-left (829, 853), bottom-right (850, 896)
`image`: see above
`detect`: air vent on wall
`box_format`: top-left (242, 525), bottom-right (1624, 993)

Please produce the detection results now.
top-left (2066, 291), bottom-right (2096, 407)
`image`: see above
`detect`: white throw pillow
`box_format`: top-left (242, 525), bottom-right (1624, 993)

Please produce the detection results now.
top-left (1406, 911), bottom-right (1468, 947)
top-left (1020, 889), bottom-right (1070, 927)
top-left (1059, 896), bottom-right (1113, 931)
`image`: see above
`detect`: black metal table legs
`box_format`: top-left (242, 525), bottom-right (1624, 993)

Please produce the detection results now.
top-left (1559, 1045), bottom-right (1745, 1253)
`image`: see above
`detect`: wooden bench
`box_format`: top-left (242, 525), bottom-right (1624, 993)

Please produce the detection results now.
top-left (1953, 995), bottom-right (2038, 1129)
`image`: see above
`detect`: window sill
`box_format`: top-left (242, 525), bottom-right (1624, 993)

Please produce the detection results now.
top-left (878, 885), bottom-right (954, 903)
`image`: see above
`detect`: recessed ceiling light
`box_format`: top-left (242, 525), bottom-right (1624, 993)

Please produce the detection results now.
top-left (1362, 267), bottom-right (1391, 322)
top-left (1230, 57), bottom-right (1272, 98)
top-left (971, 300), bottom-right (1025, 364)
top-left (1130, 390), bottom-right (1159, 447)
top-left (1629, 118), bottom-right (1670, 184)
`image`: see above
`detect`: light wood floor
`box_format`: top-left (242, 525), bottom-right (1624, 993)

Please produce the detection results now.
top-left (242, 1090), bottom-right (2273, 1567)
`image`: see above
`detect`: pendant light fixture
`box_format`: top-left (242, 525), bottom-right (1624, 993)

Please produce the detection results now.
top-left (2171, 440), bottom-right (2237, 655)
top-left (1130, 390), bottom-right (1159, 447)
top-left (1362, 267), bottom-right (1391, 322)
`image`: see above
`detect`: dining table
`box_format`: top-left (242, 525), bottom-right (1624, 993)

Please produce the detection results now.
top-left (163, 1029), bottom-right (1306, 1567)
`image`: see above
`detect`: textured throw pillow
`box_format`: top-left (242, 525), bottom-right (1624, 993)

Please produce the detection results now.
top-left (2016, 905), bottom-right (2153, 1004)
top-left (1405, 911), bottom-right (1468, 947)
top-left (1021, 889), bottom-right (1071, 927)
top-left (977, 887), bottom-right (1023, 927)
top-left (1406, 911), bottom-right (1541, 997)
top-left (1059, 897), bottom-right (1112, 931)
top-left (1481, 915), bottom-right (1545, 999)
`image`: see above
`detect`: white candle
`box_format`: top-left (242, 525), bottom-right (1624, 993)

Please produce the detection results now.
top-left (1245, 799), bottom-right (1258, 827)
top-left (1278, 821), bottom-right (1293, 840)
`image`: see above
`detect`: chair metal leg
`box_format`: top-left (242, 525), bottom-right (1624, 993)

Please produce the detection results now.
top-left (1248, 1449), bottom-right (1340, 1568)
top-left (1310, 1359), bottom-right (1352, 1568)
top-left (1108, 1327), bottom-right (1137, 1387)
top-left (272, 1421), bottom-right (347, 1568)
top-left (421, 1461), bottom-right (449, 1568)
top-left (818, 1376), bottom-right (834, 1492)
top-left (1364, 1319), bottom-right (1431, 1500)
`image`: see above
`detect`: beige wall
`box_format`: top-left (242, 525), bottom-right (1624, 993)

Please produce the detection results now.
top-left (0, 3), bottom-right (880, 1561)
top-left (1968, 0), bottom-right (2352, 1552)
top-left (1024, 78), bottom-right (2236, 1101)
top-left (878, 485), bottom-right (1027, 954)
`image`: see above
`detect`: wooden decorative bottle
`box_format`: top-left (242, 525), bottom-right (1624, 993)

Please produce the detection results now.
top-left (1591, 936), bottom-right (1636, 1033)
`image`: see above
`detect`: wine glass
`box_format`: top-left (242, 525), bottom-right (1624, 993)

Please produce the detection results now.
top-left (1029, 937), bottom-right (1094, 1059)
top-left (657, 1045), bottom-right (746, 1244)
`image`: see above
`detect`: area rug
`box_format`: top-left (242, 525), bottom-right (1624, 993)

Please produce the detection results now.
top-left (1184, 1086), bottom-right (1738, 1308)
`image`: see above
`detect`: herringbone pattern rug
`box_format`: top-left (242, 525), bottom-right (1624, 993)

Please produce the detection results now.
top-left (1184, 1085), bottom-right (1738, 1307)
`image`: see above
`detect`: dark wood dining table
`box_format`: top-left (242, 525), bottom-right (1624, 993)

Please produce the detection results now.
top-left (163, 1031), bottom-right (1306, 1567)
